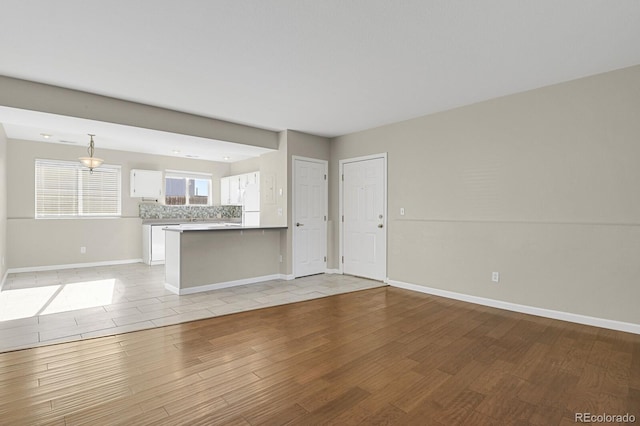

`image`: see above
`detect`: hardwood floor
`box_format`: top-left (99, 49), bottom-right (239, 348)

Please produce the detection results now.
top-left (1, 286), bottom-right (638, 425)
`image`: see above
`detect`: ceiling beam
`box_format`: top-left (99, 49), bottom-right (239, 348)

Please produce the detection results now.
top-left (0, 75), bottom-right (279, 150)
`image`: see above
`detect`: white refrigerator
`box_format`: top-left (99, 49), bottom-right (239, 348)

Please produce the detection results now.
top-left (242, 183), bottom-right (260, 226)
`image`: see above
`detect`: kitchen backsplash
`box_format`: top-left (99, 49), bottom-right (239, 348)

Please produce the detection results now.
top-left (139, 204), bottom-right (242, 220)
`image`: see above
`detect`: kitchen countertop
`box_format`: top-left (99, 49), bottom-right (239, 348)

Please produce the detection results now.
top-left (163, 223), bottom-right (287, 232)
top-left (141, 219), bottom-right (242, 225)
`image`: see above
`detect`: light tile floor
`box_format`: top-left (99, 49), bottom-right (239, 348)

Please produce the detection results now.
top-left (0, 263), bottom-right (385, 353)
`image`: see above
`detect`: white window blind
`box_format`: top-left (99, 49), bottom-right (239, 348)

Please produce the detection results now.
top-left (35, 159), bottom-right (122, 218)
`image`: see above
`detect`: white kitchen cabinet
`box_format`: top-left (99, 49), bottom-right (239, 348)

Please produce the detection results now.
top-left (220, 176), bottom-right (231, 205)
top-left (142, 224), bottom-right (173, 265)
top-left (239, 174), bottom-right (249, 191)
top-left (151, 226), bottom-right (166, 263)
top-left (248, 171), bottom-right (259, 185)
top-left (230, 175), bottom-right (242, 205)
top-left (130, 169), bottom-right (163, 198)
top-left (221, 174), bottom-right (241, 205)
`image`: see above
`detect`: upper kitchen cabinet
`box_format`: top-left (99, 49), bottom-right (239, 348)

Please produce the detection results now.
top-left (220, 176), bottom-right (231, 205)
top-left (247, 171), bottom-right (259, 185)
top-left (221, 171), bottom-right (260, 205)
top-left (130, 169), bottom-right (163, 198)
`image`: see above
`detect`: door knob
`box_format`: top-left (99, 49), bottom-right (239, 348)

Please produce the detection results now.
top-left (378, 224), bottom-right (384, 228)
top-left (296, 222), bottom-right (304, 227)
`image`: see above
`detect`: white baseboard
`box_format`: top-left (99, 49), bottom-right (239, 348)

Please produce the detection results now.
top-left (164, 283), bottom-right (181, 295)
top-left (388, 279), bottom-right (640, 335)
top-left (325, 269), bottom-right (341, 274)
top-left (282, 274), bottom-right (296, 281)
top-left (165, 274), bottom-right (288, 295)
top-left (7, 259), bottom-right (143, 274)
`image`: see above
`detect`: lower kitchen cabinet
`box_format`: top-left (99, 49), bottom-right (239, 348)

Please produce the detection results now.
top-left (142, 224), bottom-right (171, 265)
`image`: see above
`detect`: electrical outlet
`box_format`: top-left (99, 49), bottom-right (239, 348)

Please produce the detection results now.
top-left (80, 246), bottom-right (87, 254)
top-left (279, 255), bottom-right (283, 263)
top-left (400, 207), bottom-right (405, 216)
top-left (277, 208), bottom-right (283, 216)
top-left (492, 272), bottom-right (500, 283)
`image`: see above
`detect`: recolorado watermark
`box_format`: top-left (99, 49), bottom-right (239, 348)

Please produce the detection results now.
top-left (575, 412), bottom-right (636, 423)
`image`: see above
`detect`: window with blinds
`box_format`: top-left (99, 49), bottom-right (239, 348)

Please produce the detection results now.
top-left (35, 159), bottom-right (122, 218)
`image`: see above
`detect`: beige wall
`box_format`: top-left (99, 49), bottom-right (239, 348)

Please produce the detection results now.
top-left (330, 65), bottom-right (640, 324)
top-left (0, 125), bottom-right (7, 281)
top-left (7, 139), bottom-right (231, 268)
top-left (228, 157), bottom-right (260, 175)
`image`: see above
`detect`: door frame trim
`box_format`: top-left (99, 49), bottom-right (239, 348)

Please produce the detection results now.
top-left (339, 152), bottom-right (388, 279)
top-left (292, 156), bottom-right (328, 278)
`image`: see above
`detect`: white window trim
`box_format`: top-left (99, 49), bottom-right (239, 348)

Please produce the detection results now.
top-left (164, 170), bottom-right (213, 206)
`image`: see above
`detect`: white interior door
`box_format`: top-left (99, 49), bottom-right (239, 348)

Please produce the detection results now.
top-left (342, 156), bottom-right (386, 281)
top-left (294, 158), bottom-right (327, 278)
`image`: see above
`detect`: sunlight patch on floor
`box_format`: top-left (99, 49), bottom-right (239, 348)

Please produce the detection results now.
top-left (0, 279), bottom-right (116, 321)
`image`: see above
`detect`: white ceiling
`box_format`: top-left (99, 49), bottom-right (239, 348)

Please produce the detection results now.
top-left (0, 1), bottom-right (639, 151)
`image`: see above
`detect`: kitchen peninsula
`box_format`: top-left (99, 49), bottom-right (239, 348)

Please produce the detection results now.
top-left (163, 223), bottom-right (287, 295)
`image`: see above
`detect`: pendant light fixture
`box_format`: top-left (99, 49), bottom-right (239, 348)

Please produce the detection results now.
top-left (79, 134), bottom-right (103, 173)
